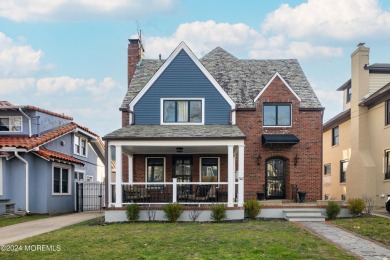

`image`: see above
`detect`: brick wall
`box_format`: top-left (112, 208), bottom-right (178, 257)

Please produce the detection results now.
top-left (128, 39), bottom-right (142, 88)
top-left (236, 76), bottom-right (323, 202)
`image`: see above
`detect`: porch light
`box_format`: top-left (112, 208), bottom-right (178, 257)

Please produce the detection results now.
top-left (254, 153), bottom-right (261, 165)
top-left (176, 147), bottom-right (183, 153)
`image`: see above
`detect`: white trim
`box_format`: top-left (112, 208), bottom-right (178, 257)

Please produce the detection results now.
top-left (74, 170), bottom-right (86, 182)
top-left (145, 157), bottom-right (166, 184)
top-left (129, 42), bottom-right (235, 111)
top-left (254, 72), bottom-right (301, 102)
top-left (0, 116), bottom-right (23, 133)
top-left (74, 135), bottom-right (88, 157)
top-left (75, 127), bottom-right (97, 140)
top-left (52, 163), bottom-right (72, 196)
top-left (160, 98), bottom-right (205, 125)
top-left (86, 175), bottom-right (93, 182)
top-left (199, 157), bottom-right (220, 183)
top-left (115, 145), bottom-right (123, 207)
top-left (0, 159), bottom-right (3, 195)
top-left (108, 139), bottom-right (245, 147)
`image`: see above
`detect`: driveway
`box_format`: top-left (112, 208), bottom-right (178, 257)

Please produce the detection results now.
top-left (0, 211), bottom-right (103, 245)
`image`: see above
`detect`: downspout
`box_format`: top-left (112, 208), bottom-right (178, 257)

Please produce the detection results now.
top-left (18, 108), bottom-right (32, 137)
top-left (14, 152), bottom-right (30, 213)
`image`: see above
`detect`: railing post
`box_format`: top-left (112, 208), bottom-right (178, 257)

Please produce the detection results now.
top-left (228, 145), bottom-right (235, 207)
top-left (172, 178), bottom-right (177, 203)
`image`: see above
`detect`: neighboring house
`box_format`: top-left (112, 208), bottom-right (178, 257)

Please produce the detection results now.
top-left (104, 39), bottom-right (323, 210)
top-left (0, 101), bottom-right (105, 214)
top-left (323, 44), bottom-right (390, 206)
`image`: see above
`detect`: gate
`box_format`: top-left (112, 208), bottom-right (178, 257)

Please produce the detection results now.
top-left (76, 182), bottom-right (105, 212)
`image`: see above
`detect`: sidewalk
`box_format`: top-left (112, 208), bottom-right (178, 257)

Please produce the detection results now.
top-left (0, 211), bottom-right (103, 245)
top-left (300, 221), bottom-right (390, 259)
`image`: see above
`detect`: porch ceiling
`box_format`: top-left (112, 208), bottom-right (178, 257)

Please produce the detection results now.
top-left (122, 145), bottom-right (228, 155)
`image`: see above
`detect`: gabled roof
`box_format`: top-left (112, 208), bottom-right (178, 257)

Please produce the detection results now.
top-left (127, 42), bottom-right (235, 111)
top-left (0, 101), bottom-right (73, 120)
top-left (323, 109), bottom-right (351, 132)
top-left (0, 122), bottom-right (101, 151)
top-left (34, 148), bottom-right (84, 165)
top-left (121, 44), bottom-right (322, 110)
top-left (359, 82), bottom-right (390, 109)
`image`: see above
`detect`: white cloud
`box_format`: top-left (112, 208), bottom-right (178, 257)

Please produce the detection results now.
top-left (86, 77), bottom-right (121, 99)
top-left (0, 32), bottom-right (44, 77)
top-left (0, 0), bottom-right (179, 22)
top-left (0, 77), bottom-right (36, 94)
top-left (262, 0), bottom-right (390, 40)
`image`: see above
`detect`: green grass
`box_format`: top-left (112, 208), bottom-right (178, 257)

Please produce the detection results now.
top-left (0, 215), bottom-right (49, 228)
top-left (331, 215), bottom-right (390, 246)
top-left (0, 219), bottom-right (355, 259)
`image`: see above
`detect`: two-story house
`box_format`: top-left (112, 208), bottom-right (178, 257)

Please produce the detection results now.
top-left (0, 101), bottom-right (105, 214)
top-left (323, 44), bottom-right (390, 206)
top-left (104, 39), bottom-right (323, 221)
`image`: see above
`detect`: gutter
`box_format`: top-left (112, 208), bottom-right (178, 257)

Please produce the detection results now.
top-left (14, 151), bottom-right (30, 214)
top-left (19, 108), bottom-right (32, 137)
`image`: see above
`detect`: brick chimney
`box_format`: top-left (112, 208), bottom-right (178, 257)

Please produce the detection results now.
top-left (127, 38), bottom-right (144, 88)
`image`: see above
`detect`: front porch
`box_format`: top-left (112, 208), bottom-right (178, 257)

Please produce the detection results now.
top-left (105, 125), bottom-right (247, 209)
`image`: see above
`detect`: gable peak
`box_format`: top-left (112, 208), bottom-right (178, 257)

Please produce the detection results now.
top-left (201, 47), bottom-right (237, 62)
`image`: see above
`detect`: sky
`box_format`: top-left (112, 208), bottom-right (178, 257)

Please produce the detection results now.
top-left (1, 0), bottom-right (390, 137)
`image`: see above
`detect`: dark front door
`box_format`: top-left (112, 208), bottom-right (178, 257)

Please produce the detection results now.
top-left (173, 156), bottom-right (192, 195)
top-left (266, 159), bottom-right (286, 199)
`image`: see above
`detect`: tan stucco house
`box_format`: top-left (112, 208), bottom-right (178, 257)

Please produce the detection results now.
top-left (323, 43), bottom-right (390, 206)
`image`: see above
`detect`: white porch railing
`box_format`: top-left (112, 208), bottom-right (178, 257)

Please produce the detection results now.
top-left (110, 180), bottom-right (239, 206)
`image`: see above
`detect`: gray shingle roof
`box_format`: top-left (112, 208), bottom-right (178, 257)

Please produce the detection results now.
top-left (104, 125), bottom-right (245, 139)
top-left (121, 46), bottom-right (322, 110)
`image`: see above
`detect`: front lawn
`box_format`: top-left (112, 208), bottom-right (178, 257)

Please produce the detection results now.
top-left (0, 215), bottom-right (49, 228)
top-left (331, 215), bottom-right (390, 246)
top-left (0, 219), bottom-right (355, 259)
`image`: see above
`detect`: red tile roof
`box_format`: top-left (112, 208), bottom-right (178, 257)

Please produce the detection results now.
top-left (0, 123), bottom-right (77, 150)
top-left (0, 101), bottom-right (73, 120)
top-left (34, 148), bottom-right (84, 165)
top-left (0, 101), bottom-right (14, 107)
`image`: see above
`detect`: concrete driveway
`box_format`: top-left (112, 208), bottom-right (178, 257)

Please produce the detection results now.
top-left (0, 211), bottom-right (103, 245)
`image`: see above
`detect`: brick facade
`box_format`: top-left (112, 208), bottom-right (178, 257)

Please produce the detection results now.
top-left (236, 76), bottom-right (323, 201)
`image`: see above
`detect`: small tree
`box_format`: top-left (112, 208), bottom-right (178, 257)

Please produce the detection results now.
top-left (362, 195), bottom-right (375, 215)
top-left (244, 199), bottom-right (261, 219)
top-left (125, 204), bottom-right (140, 222)
top-left (326, 201), bottom-right (341, 220)
top-left (211, 204), bottom-right (227, 222)
top-left (163, 203), bottom-right (183, 222)
top-left (348, 198), bottom-right (366, 217)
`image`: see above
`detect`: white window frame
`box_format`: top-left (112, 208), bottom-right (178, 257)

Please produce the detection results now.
top-left (52, 163), bottom-right (71, 195)
top-left (0, 116), bottom-right (22, 132)
top-left (74, 170), bottom-right (85, 182)
top-left (0, 159), bottom-right (3, 195)
top-left (86, 175), bottom-right (93, 182)
top-left (199, 157), bottom-right (220, 183)
top-left (145, 157), bottom-right (166, 185)
top-left (74, 135), bottom-right (88, 157)
top-left (160, 98), bottom-right (205, 125)
top-left (263, 103), bottom-right (292, 127)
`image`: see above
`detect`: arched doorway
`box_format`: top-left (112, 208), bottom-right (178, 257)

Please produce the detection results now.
top-left (266, 158), bottom-right (286, 199)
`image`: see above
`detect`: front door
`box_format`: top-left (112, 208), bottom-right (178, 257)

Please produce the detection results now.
top-left (266, 159), bottom-right (286, 199)
top-left (173, 156), bottom-right (192, 195)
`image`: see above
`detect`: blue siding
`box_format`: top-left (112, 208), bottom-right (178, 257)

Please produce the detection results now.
top-left (134, 50), bottom-right (231, 124)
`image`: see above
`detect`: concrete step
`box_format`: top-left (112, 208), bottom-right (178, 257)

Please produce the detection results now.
top-left (283, 209), bottom-right (325, 222)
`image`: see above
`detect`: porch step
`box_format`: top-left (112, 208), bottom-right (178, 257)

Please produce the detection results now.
top-left (283, 209), bottom-right (325, 222)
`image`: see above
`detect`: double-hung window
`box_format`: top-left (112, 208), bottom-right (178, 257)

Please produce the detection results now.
top-left (340, 160), bottom-right (348, 183)
top-left (53, 165), bottom-right (71, 195)
top-left (200, 158), bottom-right (219, 182)
top-left (386, 100), bottom-right (390, 126)
top-left (0, 116), bottom-right (22, 132)
top-left (263, 103), bottom-right (291, 126)
top-left (162, 99), bottom-right (203, 124)
top-left (146, 158), bottom-right (165, 185)
top-left (385, 150), bottom-right (390, 180)
top-left (74, 136), bottom-right (87, 156)
top-left (332, 126), bottom-right (339, 146)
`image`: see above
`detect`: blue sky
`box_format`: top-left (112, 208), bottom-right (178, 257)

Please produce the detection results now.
top-left (1, 0), bottom-right (390, 136)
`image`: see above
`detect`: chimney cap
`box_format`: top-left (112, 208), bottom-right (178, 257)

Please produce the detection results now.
top-left (357, 42), bottom-right (365, 47)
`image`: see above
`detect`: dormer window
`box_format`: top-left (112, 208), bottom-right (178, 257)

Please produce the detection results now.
top-left (161, 98), bottom-right (204, 124)
top-left (74, 135), bottom-right (87, 157)
top-left (346, 86), bottom-right (352, 103)
top-left (0, 116), bottom-right (22, 132)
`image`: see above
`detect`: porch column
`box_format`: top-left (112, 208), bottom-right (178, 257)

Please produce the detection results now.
top-left (237, 145), bottom-right (245, 206)
top-left (128, 155), bottom-right (133, 183)
top-left (115, 145), bottom-right (123, 207)
top-left (227, 145), bottom-right (235, 207)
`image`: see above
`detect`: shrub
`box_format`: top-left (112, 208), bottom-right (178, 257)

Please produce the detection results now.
top-left (211, 204), bottom-right (227, 222)
top-left (326, 201), bottom-right (341, 220)
top-left (244, 199), bottom-right (261, 219)
top-left (162, 203), bottom-right (183, 222)
top-left (348, 198), bottom-right (366, 217)
top-left (362, 195), bottom-right (375, 215)
top-left (125, 204), bottom-right (140, 222)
